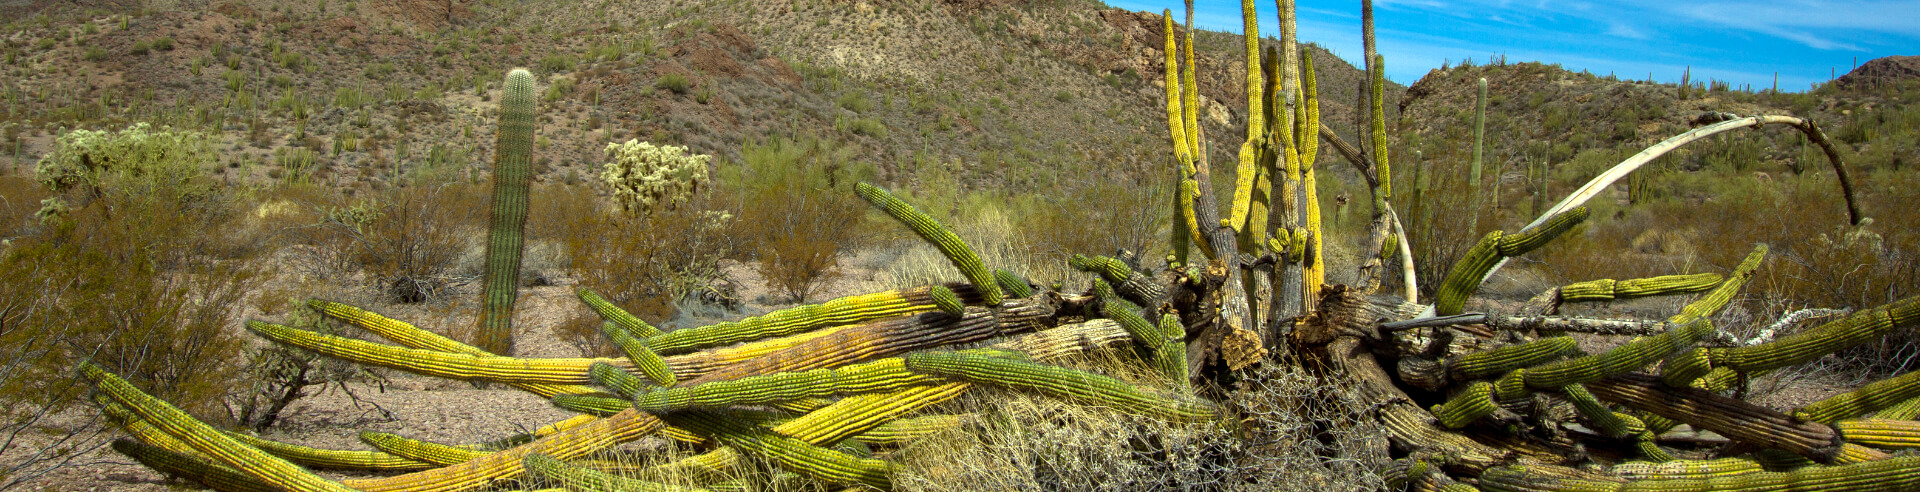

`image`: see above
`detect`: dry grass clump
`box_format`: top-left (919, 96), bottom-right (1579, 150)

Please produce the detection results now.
top-left (891, 353), bottom-right (1385, 491)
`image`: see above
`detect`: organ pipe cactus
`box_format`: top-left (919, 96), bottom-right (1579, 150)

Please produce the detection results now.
top-left (903, 352), bottom-right (1217, 421)
top-left (1559, 273), bottom-right (1723, 303)
top-left (476, 68), bottom-right (538, 357)
top-left (855, 182), bottom-right (1002, 306)
top-left (1434, 207), bottom-right (1590, 315)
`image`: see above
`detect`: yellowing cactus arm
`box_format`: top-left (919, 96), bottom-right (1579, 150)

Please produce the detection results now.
top-left (633, 358), bottom-right (943, 412)
top-left (1795, 363), bottom-right (1920, 424)
top-left (111, 439), bottom-right (280, 492)
top-left (644, 287), bottom-right (934, 355)
top-left (1561, 273), bottom-right (1724, 302)
top-left (855, 183), bottom-right (1002, 306)
top-left (305, 299), bottom-right (599, 398)
top-left (853, 414), bottom-right (969, 445)
top-left (80, 362), bottom-right (355, 492)
top-left (664, 411), bottom-right (893, 489)
top-left (358, 431), bottom-right (488, 467)
top-left (222, 429), bottom-right (436, 471)
top-left (904, 352), bottom-right (1216, 421)
top-left (522, 453), bottom-right (707, 492)
top-left (246, 321), bottom-right (608, 385)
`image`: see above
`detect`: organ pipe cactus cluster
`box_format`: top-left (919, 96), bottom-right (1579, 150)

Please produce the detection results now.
top-left (80, 4), bottom-right (1909, 490)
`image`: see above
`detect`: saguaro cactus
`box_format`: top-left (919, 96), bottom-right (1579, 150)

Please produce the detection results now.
top-left (475, 68), bottom-right (538, 357)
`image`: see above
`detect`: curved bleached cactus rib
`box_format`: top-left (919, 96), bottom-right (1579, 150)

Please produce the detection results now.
top-left (80, 362), bottom-right (356, 492)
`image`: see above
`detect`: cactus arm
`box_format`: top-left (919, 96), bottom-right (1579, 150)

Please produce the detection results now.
top-left (855, 183), bottom-right (1002, 306)
top-left (577, 288), bottom-right (662, 337)
top-left (1161, 10), bottom-right (1202, 264)
top-left (661, 321), bottom-right (865, 380)
top-left (772, 382), bottom-right (973, 445)
top-left (1610, 458), bottom-right (1764, 481)
top-left (307, 299), bottom-right (597, 398)
top-left (476, 67), bottom-right (538, 356)
top-left (1794, 360), bottom-right (1920, 423)
top-left (344, 408), bottom-right (666, 492)
top-left (994, 269), bottom-right (1034, 299)
top-left (1100, 298), bottom-right (1185, 382)
top-left (903, 352), bottom-right (1216, 421)
top-left (589, 361), bottom-right (647, 399)
top-left (853, 414), bottom-right (969, 445)
top-left (1447, 336), bottom-right (1579, 381)
top-left (358, 432), bottom-right (488, 467)
top-left (602, 321), bottom-right (676, 387)
top-left (1837, 419), bottom-right (1920, 450)
top-left (1587, 373), bottom-right (1880, 465)
top-left (1669, 296), bottom-right (1920, 389)
top-left (680, 299), bottom-right (1053, 386)
top-left (1433, 208), bottom-right (1589, 315)
top-left (246, 320), bottom-right (612, 385)
top-left (1560, 384), bottom-right (1645, 439)
top-left (633, 358), bottom-right (944, 412)
top-left (1873, 394), bottom-right (1920, 420)
top-left (929, 285), bottom-right (964, 316)
top-left (663, 411), bottom-right (892, 489)
top-left (1559, 273), bottom-right (1723, 303)
top-left (111, 439), bottom-right (280, 492)
top-left (522, 453), bottom-right (706, 492)
top-left (79, 362), bottom-right (355, 492)
top-left (552, 394), bottom-right (633, 417)
top-left (1072, 254), bottom-right (1167, 306)
top-left (219, 429), bottom-right (436, 471)
top-left (645, 286), bottom-right (939, 355)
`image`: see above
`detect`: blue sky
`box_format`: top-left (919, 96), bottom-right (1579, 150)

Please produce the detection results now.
top-left (1103, 1), bottom-right (1920, 92)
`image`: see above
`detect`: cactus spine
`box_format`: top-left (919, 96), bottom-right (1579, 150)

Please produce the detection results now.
top-left (476, 68), bottom-right (538, 357)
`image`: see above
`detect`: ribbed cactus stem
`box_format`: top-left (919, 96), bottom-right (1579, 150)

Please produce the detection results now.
top-left (1837, 419), bottom-right (1920, 450)
top-left (1448, 336), bottom-right (1579, 381)
top-left (221, 429), bottom-right (435, 471)
top-left (246, 321), bottom-right (610, 385)
top-left (1611, 458), bottom-right (1764, 481)
top-left (643, 287), bottom-right (933, 354)
top-left (854, 414), bottom-right (970, 445)
top-left (1795, 359), bottom-right (1920, 423)
top-left (602, 321), bottom-right (676, 387)
top-left (904, 352), bottom-right (1216, 421)
top-left (1669, 296), bottom-right (1920, 389)
top-left (856, 183), bottom-right (1002, 306)
top-left (305, 299), bottom-right (598, 397)
top-left (578, 288), bottom-right (662, 337)
top-left (522, 453), bottom-right (700, 492)
top-left (664, 411), bottom-right (892, 489)
top-left (476, 67), bottom-right (538, 357)
top-left (357, 431), bottom-right (487, 467)
top-left (112, 439), bottom-right (279, 492)
top-left (1561, 384), bottom-right (1643, 439)
top-left (553, 394), bottom-right (632, 417)
top-left (589, 361), bottom-right (647, 399)
top-left (633, 357), bottom-right (943, 412)
top-left (79, 362), bottom-right (355, 492)
top-left (1371, 54), bottom-right (1390, 205)
top-left (929, 285), bottom-right (965, 316)
top-left (994, 269), bottom-right (1034, 299)
top-left (1434, 208), bottom-right (1588, 315)
top-left (1470, 77), bottom-right (1487, 194)
top-left (1561, 273), bottom-right (1723, 303)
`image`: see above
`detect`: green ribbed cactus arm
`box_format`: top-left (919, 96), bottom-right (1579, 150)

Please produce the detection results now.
top-left (1795, 364), bottom-right (1920, 423)
top-left (1447, 336), bottom-right (1579, 381)
top-left (1071, 254), bottom-right (1133, 285)
top-left (1560, 273), bottom-right (1723, 303)
top-left (1671, 245), bottom-right (1769, 325)
top-left (1523, 318), bottom-right (1716, 391)
top-left (221, 429), bottom-right (436, 471)
top-left (1666, 296), bottom-right (1920, 388)
top-left (476, 67), bottom-right (539, 357)
top-left (1370, 54), bottom-right (1390, 205)
top-left (664, 411), bottom-right (892, 489)
top-left (904, 352), bottom-right (1216, 421)
top-left (79, 362), bottom-right (355, 492)
top-left (1100, 298), bottom-right (1185, 382)
top-left (1875, 394), bottom-right (1920, 420)
top-left (307, 299), bottom-right (598, 398)
top-left (112, 439), bottom-right (279, 492)
top-left (634, 358), bottom-right (944, 412)
top-left (553, 394), bottom-right (632, 417)
top-left (358, 431), bottom-right (487, 467)
top-left (578, 288), bottom-right (662, 338)
top-left (929, 285), bottom-right (964, 316)
top-left (1488, 455), bottom-right (1920, 491)
top-left (246, 320), bottom-right (614, 385)
top-left (1560, 384), bottom-right (1643, 439)
top-left (856, 183), bottom-right (1003, 306)
top-left (643, 288), bottom-right (933, 354)
top-left (602, 321), bottom-right (676, 387)
top-left (771, 383), bottom-right (971, 445)
top-left (1611, 458), bottom-right (1764, 481)
top-left (994, 269), bottom-right (1034, 299)
top-left (1430, 382), bottom-right (1497, 429)
top-left (1434, 208), bottom-right (1589, 315)
top-left (1837, 419), bottom-right (1920, 450)
top-left (523, 453), bottom-right (705, 492)
top-left (590, 361), bottom-right (648, 398)
top-left (1470, 77), bottom-right (1486, 189)
top-left (854, 414), bottom-right (969, 445)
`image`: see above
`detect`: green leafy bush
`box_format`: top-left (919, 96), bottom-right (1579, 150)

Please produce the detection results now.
top-left (656, 73), bottom-right (691, 95)
top-left (726, 137), bottom-right (874, 303)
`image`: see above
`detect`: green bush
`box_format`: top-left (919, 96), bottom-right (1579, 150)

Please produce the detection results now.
top-left (725, 137), bottom-right (874, 303)
top-left (656, 73), bottom-right (691, 94)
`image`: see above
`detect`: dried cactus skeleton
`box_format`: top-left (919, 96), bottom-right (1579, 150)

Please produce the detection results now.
top-left (75, 3), bottom-right (1920, 492)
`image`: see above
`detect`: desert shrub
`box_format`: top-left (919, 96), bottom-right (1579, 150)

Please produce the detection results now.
top-left (724, 137), bottom-right (873, 303)
top-left (548, 184), bottom-right (738, 333)
top-left (655, 73), bottom-right (690, 95)
top-left (288, 181), bottom-right (487, 303)
top-left (1, 132), bottom-right (260, 487)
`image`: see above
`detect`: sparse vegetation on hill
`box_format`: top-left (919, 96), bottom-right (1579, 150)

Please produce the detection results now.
top-left (0, 0), bottom-right (1916, 491)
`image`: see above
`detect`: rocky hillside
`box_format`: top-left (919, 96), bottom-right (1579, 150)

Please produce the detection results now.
top-left (0, 0), bottom-right (1401, 198)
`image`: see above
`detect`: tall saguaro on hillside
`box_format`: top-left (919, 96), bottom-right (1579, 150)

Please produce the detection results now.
top-left (475, 68), bottom-right (538, 357)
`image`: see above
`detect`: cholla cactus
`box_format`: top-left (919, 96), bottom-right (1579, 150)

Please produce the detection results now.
top-left (33, 122), bottom-right (216, 218)
top-left (600, 139), bottom-right (712, 215)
